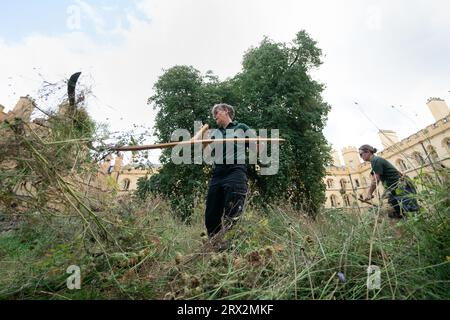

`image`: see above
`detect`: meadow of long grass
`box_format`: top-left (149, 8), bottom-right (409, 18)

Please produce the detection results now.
top-left (1, 104), bottom-right (448, 300)
top-left (1, 176), bottom-right (448, 300)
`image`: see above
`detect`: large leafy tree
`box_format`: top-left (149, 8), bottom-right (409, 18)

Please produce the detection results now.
top-left (137, 66), bottom-right (234, 220)
top-left (138, 31), bottom-right (331, 218)
top-left (235, 31), bottom-right (332, 214)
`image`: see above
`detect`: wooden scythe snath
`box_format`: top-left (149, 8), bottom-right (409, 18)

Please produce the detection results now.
top-left (111, 137), bottom-right (285, 152)
top-left (111, 123), bottom-right (285, 152)
top-left (357, 198), bottom-right (377, 207)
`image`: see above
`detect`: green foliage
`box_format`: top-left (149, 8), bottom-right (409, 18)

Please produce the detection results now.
top-left (137, 65), bottom-right (236, 220)
top-left (139, 30), bottom-right (332, 218)
top-left (45, 106), bottom-right (97, 168)
top-left (137, 164), bottom-right (207, 221)
top-left (160, 177), bottom-right (449, 300)
top-left (1, 175), bottom-right (449, 300)
top-left (0, 106), bottom-right (98, 213)
top-left (234, 31), bottom-right (332, 214)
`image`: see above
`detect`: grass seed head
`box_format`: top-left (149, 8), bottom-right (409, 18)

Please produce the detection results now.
top-left (175, 252), bottom-right (183, 265)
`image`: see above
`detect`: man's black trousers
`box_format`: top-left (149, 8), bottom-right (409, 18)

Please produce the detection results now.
top-left (205, 165), bottom-right (248, 238)
top-left (388, 180), bottom-right (419, 218)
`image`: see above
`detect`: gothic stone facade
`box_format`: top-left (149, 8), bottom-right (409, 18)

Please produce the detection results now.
top-left (324, 98), bottom-right (450, 210)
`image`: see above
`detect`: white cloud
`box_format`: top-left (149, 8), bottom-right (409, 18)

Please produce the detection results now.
top-left (1, 0), bottom-right (449, 165)
top-left (75, 0), bottom-right (106, 34)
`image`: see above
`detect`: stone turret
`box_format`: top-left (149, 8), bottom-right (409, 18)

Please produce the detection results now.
top-left (331, 149), bottom-right (342, 166)
top-left (427, 98), bottom-right (449, 122)
top-left (342, 146), bottom-right (360, 170)
top-left (0, 97), bottom-right (36, 123)
top-left (10, 96), bottom-right (35, 121)
top-left (378, 130), bottom-right (399, 149)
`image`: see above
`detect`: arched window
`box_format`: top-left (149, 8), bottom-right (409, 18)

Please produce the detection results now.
top-left (326, 179), bottom-right (334, 189)
top-left (122, 179), bottom-right (131, 191)
top-left (340, 179), bottom-right (347, 190)
top-left (330, 195), bottom-right (337, 208)
top-left (413, 152), bottom-right (426, 167)
top-left (427, 145), bottom-right (439, 162)
top-left (396, 159), bottom-right (408, 171)
top-left (442, 138), bottom-right (450, 155)
top-left (343, 195), bottom-right (351, 207)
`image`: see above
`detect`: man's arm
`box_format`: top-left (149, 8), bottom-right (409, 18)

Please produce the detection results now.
top-left (365, 173), bottom-right (381, 201)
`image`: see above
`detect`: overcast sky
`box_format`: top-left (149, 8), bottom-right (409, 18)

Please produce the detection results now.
top-left (1, 0), bottom-right (449, 164)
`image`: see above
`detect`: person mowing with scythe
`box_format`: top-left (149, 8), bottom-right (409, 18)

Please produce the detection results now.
top-left (359, 144), bottom-right (419, 218)
top-left (112, 102), bottom-right (279, 250)
top-left (204, 103), bottom-right (258, 247)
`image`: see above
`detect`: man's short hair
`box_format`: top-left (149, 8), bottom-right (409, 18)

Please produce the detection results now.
top-left (212, 103), bottom-right (235, 120)
top-left (359, 144), bottom-right (378, 154)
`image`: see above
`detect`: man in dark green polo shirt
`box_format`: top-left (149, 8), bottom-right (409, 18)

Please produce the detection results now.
top-left (212, 120), bottom-right (253, 165)
top-left (204, 103), bottom-right (255, 240)
top-left (359, 144), bottom-right (419, 218)
top-left (370, 156), bottom-right (401, 191)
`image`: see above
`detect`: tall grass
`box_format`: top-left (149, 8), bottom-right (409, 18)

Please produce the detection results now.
top-left (1, 177), bottom-right (448, 299)
top-left (0, 101), bottom-right (448, 300)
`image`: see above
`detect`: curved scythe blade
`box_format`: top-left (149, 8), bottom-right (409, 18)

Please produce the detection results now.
top-left (68, 72), bottom-right (82, 107)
